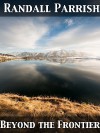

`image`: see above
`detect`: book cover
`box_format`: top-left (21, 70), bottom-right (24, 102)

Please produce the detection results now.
top-left (0, 0), bottom-right (100, 132)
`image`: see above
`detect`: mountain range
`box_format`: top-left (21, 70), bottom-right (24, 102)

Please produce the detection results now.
top-left (0, 50), bottom-right (99, 63)
top-left (15, 50), bottom-right (89, 58)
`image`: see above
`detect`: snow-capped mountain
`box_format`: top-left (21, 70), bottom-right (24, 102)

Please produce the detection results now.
top-left (46, 50), bottom-right (68, 58)
top-left (10, 50), bottom-right (89, 59)
top-left (46, 50), bottom-right (88, 58)
top-left (17, 52), bottom-right (35, 57)
top-left (17, 52), bottom-right (45, 58)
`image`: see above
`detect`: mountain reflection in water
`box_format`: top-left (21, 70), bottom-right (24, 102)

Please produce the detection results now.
top-left (0, 59), bottom-right (100, 105)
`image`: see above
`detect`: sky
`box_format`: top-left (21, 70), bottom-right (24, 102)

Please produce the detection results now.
top-left (0, 17), bottom-right (100, 56)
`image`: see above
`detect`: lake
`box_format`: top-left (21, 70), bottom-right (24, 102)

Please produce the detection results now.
top-left (0, 59), bottom-right (100, 105)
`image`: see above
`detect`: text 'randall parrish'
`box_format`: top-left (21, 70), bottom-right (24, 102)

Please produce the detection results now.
top-left (4, 3), bottom-right (100, 13)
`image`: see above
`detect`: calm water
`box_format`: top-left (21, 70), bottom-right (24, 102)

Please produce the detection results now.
top-left (0, 59), bottom-right (100, 105)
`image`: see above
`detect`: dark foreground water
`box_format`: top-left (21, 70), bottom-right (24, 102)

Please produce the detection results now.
top-left (0, 59), bottom-right (100, 105)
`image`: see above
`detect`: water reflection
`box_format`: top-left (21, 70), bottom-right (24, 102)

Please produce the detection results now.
top-left (0, 60), bottom-right (100, 105)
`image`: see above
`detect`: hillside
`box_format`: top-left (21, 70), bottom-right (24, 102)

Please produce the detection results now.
top-left (0, 54), bottom-right (15, 62)
top-left (0, 93), bottom-right (100, 118)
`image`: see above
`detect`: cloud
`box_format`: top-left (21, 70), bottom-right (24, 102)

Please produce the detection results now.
top-left (64, 18), bottom-right (74, 26)
top-left (46, 26), bottom-right (100, 56)
top-left (0, 17), bottom-right (49, 51)
top-left (0, 17), bottom-right (100, 56)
